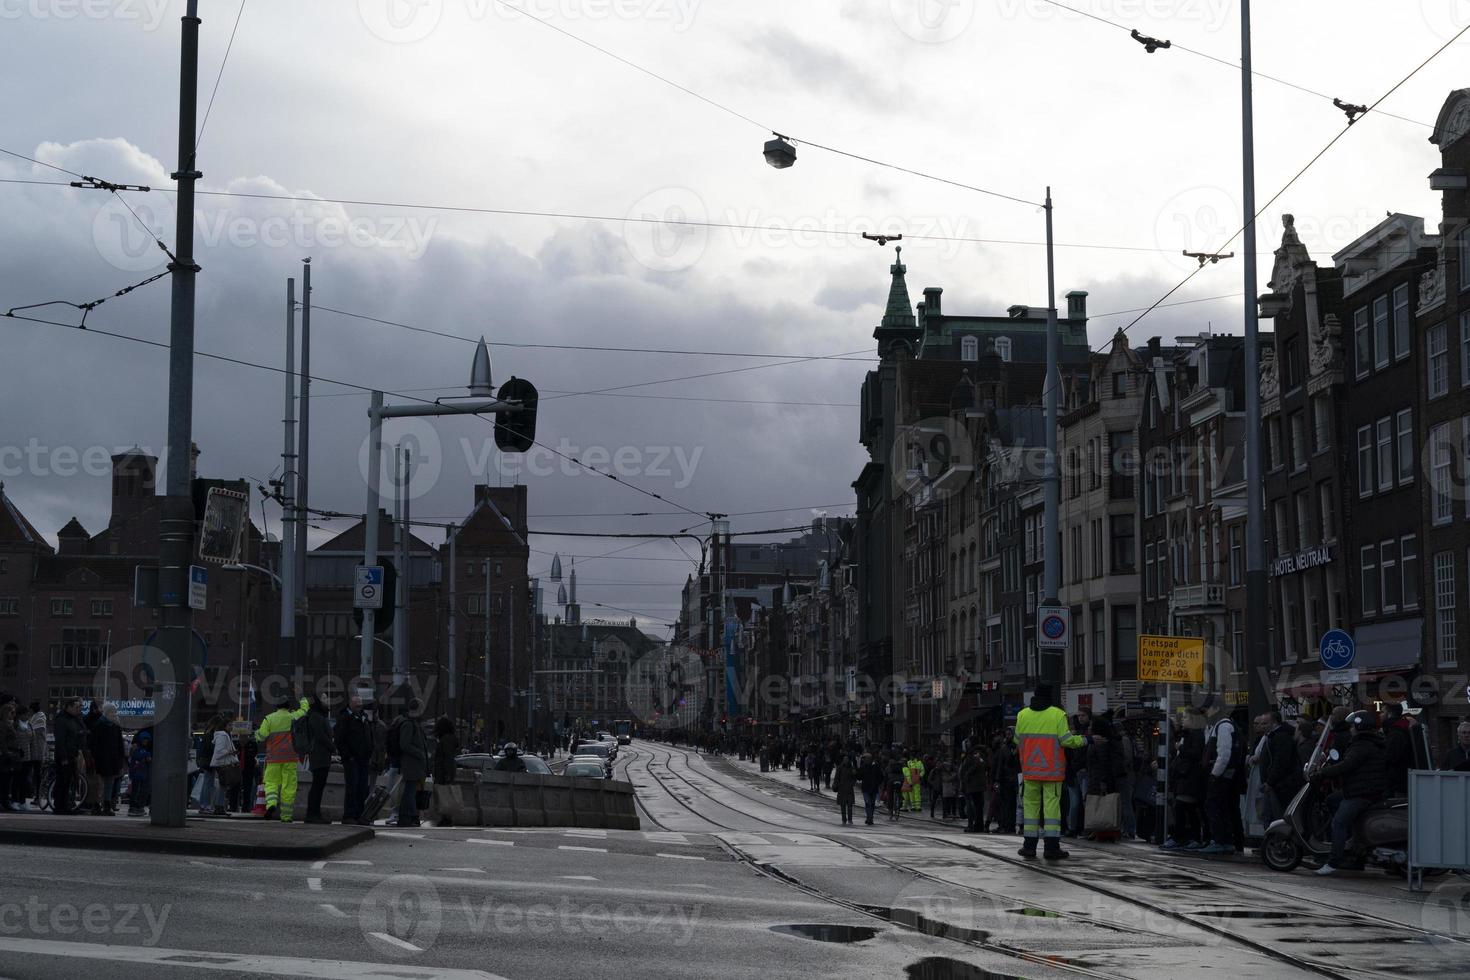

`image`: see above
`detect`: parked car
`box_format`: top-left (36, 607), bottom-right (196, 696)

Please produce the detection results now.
top-left (564, 760), bottom-right (611, 780)
top-left (455, 753), bottom-right (554, 776)
top-left (569, 751), bottom-right (613, 778)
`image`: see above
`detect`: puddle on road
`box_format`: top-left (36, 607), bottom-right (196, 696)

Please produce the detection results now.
top-left (853, 905), bottom-right (991, 943)
top-left (769, 923), bottom-right (881, 944)
top-left (1192, 909), bottom-right (1300, 920)
top-left (1005, 907), bottom-right (1062, 918)
top-left (904, 957), bottom-right (1023, 980)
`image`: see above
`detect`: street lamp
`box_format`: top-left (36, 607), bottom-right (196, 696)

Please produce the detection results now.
top-left (763, 133), bottom-right (796, 169)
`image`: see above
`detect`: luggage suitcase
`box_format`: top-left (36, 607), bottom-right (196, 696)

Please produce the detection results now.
top-left (360, 785), bottom-right (392, 822)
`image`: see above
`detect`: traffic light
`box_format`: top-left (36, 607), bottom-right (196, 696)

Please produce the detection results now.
top-left (494, 377), bottom-right (539, 453)
top-left (352, 559), bottom-right (397, 635)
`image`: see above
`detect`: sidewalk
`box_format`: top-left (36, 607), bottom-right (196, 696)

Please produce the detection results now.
top-left (0, 812), bottom-right (373, 860)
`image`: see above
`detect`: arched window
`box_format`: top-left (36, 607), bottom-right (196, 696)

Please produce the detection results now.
top-left (995, 336), bottom-right (1012, 362)
top-left (961, 336), bottom-right (978, 361)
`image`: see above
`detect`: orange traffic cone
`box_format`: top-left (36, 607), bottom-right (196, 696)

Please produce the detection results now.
top-left (252, 783), bottom-right (267, 818)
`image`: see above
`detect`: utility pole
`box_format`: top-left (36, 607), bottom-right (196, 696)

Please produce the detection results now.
top-left (1241, 0), bottom-right (1271, 718)
top-left (484, 558), bottom-right (493, 737)
top-left (1040, 187), bottom-right (1062, 690)
top-left (393, 446), bottom-right (406, 691)
top-left (279, 277), bottom-right (297, 665)
top-left (399, 447), bottom-right (411, 688)
top-left (153, 0), bottom-right (201, 829)
top-left (294, 258), bottom-right (312, 658)
top-left (447, 524), bottom-right (458, 722)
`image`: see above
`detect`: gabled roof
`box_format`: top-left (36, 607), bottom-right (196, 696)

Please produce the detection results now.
top-left (0, 483), bottom-right (51, 551)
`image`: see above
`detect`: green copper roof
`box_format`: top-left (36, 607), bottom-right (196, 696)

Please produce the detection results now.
top-left (879, 246), bottom-right (916, 332)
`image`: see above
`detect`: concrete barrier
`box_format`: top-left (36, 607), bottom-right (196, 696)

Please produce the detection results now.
top-left (470, 771), bottom-right (637, 829)
top-left (570, 777), bottom-right (606, 825)
top-left (509, 775), bottom-right (546, 827)
top-left (475, 773), bottom-right (516, 825)
top-left (603, 778), bottom-right (639, 830)
top-left (290, 767), bottom-right (345, 822)
top-left (540, 778), bottom-right (577, 827)
top-left (430, 781), bottom-right (482, 826)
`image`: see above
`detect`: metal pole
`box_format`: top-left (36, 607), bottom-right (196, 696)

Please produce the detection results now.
top-left (153, 0), bottom-right (201, 829)
top-left (360, 391), bottom-right (382, 681)
top-left (295, 258), bottom-right (311, 649)
top-left (393, 446), bottom-right (405, 687)
top-left (1241, 0), bottom-right (1270, 718)
top-left (398, 447), bottom-right (411, 688)
top-left (1159, 684), bottom-right (1171, 845)
top-left (280, 278), bottom-right (296, 660)
top-left (448, 525), bottom-right (458, 715)
top-left (484, 558), bottom-right (492, 738)
top-left (1041, 187), bottom-right (1062, 689)
top-left (508, 577), bottom-right (515, 724)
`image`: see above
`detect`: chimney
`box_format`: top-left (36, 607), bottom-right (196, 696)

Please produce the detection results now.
top-left (922, 287), bottom-right (943, 316)
top-left (109, 449), bottom-right (158, 527)
top-left (1006, 304), bottom-right (1030, 319)
top-left (1066, 290), bottom-right (1089, 320)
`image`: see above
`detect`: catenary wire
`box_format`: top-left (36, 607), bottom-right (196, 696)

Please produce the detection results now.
top-left (194, 0), bottom-right (247, 154)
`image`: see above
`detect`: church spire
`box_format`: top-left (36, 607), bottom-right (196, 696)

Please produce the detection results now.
top-left (880, 246), bottom-right (916, 332)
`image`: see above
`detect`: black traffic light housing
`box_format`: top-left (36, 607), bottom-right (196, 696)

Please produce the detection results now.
top-left (494, 377), bottom-right (539, 453)
top-left (352, 559), bottom-right (397, 636)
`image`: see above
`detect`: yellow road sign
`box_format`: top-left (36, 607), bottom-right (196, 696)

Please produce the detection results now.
top-left (1137, 634), bottom-right (1206, 684)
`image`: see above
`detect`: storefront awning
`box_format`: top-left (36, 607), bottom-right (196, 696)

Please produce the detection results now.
top-left (1352, 618), bottom-right (1423, 673)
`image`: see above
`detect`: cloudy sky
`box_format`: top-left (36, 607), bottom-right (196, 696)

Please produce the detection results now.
top-left (1, 0), bottom-right (1465, 633)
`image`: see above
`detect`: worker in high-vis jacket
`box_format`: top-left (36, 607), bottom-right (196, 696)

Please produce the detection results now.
top-left (1013, 682), bottom-right (1086, 859)
top-left (254, 694), bottom-right (311, 822)
top-left (903, 754), bottom-right (925, 812)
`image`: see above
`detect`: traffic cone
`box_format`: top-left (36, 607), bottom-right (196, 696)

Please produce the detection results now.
top-left (252, 783), bottom-right (267, 818)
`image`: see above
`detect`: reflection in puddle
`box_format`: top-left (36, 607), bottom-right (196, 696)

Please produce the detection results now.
top-left (769, 923), bottom-right (880, 943)
top-left (852, 905), bottom-right (990, 943)
top-left (1193, 910), bottom-right (1302, 920)
top-left (1006, 907), bottom-right (1063, 918)
top-left (905, 957), bottom-right (1024, 980)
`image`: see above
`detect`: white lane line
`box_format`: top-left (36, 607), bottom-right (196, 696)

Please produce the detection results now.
top-left (655, 853), bottom-right (705, 861)
top-left (564, 829), bottom-right (607, 838)
top-left (310, 860), bottom-right (327, 870)
top-left (378, 831), bottom-right (426, 839)
top-left (368, 932), bottom-right (424, 953)
top-left (0, 937), bottom-right (507, 979)
top-left (559, 875), bottom-right (599, 881)
top-left (467, 838), bottom-right (514, 846)
top-left (558, 845), bottom-right (608, 853)
top-left (318, 903), bottom-right (347, 918)
top-left (306, 877), bottom-right (322, 891)
top-left (440, 867), bottom-right (489, 872)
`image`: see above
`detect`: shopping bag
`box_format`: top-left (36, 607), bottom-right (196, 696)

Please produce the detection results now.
top-left (1084, 792), bottom-right (1121, 832)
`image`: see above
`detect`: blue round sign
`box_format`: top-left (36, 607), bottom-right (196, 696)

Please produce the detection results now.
top-left (1041, 614), bottom-right (1066, 640)
top-left (1319, 629), bottom-right (1355, 670)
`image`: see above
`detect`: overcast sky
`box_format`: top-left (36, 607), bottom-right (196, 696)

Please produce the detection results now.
top-left (1, 1), bottom-right (1465, 633)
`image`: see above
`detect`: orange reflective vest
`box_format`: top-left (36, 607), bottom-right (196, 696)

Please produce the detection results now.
top-left (1013, 705), bottom-right (1084, 782)
top-left (254, 698), bottom-right (310, 765)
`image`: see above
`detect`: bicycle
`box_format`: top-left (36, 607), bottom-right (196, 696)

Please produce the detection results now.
top-left (40, 766), bottom-right (89, 813)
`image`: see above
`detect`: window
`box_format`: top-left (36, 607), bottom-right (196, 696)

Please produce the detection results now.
top-left (1144, 543), bottom-right (1155, 599)
top-left (1391, 284), bottom-right (1410, 363)
top-left (1230, 610), bottom-right (1244, 674)
top-left (1110, 431), bottom-right (1134, 499)
top-left (1273, 500), bottom-right (1290, 558)
top-left (1356, 425), bottom-right (1373, 496)
top-left (467, 594), bottom-right (485, 615)
top-left (994, 336), bottom-right (1012, 362)
top-left (1025, 574), bottom-right (1037, 614)
top-left (50, 598), bottom-right (73, 617)
top-left (1312, 395), bottom-right (1331, 453)
top-left (1401, 536), bottom-right (1420, 610)
top-left (1354, 306), bottom-right (1371, 377)
top-left (1294, 491), bottom-right (1312, 552)
top-left (1381, 539), bottom-right (1400, 613)
top-left (47, 628), bottom-right (104, 671)
top-left (0, 598), bottom-right (16, 616)
top-left (1282, 339), bottom-right (1302, 391)
top-left (961, 336), bottom-right (978, 361)
top-left (1290, 412), bottom-right (1307, 471)
top-left (1431, 422), bottom-right (1454, 524)
top-left (1462, 312), bottom-right (1470, 387)
top-left (1092, 605), bottom-right (1105, 671)
top-left (1091, 519), bottom-right (1104, 577)
top-left (1113, 604), bottom-right (1137, 664)
top-left (1376, 418), bottom-right (1393, 492)
top-left (1396, 409), bottom-right (1414, 485)
top-left (1373, 295), bottom-right (1391, 369)
top-left (1429, 323), bottom-right (1449, 398)
top-left (1110, 514), bottom-right (1135, 573)
top-left (1318, 482), bottom-right (1336, 543)
top-left (1112, 373), bottom-right (1126, 398)
top-left (1087, 440), bottom-right (1100, 491)
top-left (90, 599), bottom-right (113, 617)
top-left (1462, 229), bottom-right (1470, 291)
top-left (1229, 525), bottom-right (1243, 585)
top-left (1435, 552), bottom-right (1457, 667)
top-left (1360, 545), bottom-right (1378, 617)
top-left (1268, 419), bottom-right (1284, 470)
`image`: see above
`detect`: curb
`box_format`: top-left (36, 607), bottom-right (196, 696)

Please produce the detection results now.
top-left (0, 824), bottom-right (375, 860)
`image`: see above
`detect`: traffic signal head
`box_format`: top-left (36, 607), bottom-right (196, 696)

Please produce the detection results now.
top-left (495, 377), bottom-right (538, 453)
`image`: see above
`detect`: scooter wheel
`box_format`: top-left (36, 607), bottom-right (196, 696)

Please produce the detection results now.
top-left (1261, 831), bottom-right (1302, 873)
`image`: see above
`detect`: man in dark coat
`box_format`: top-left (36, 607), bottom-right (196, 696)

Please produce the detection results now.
top-left (1258, 708), bottom-right (1304, 823)
top-left (394, 701), bottom-right (429, 827)
top-left (1311, 711), bottom-right (1388, 875)
top-left (958, 746), bottom-right (989, 833)
top-left (52, 699), bottom-right (85, 815)
top-left (1380, 702), bottom-right (1414, 795)
top-left (303, 697), bottom-right (335, 824)
top-left (856, 752), bottom-right (884, 826)
top-left (334, 696), bottom-right (373, 825)
top-left (88, 704), bottom-right (126, 816)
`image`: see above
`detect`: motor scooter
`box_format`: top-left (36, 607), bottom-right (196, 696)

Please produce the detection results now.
top-left (1260, 713), bottom-right (1415, 875)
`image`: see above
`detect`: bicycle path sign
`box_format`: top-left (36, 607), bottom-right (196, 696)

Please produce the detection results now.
top-left (1319, 629), bottom-right (1355, 670)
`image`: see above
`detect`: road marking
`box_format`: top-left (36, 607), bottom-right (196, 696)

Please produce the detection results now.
top-left (306, 877), bottom-right (322, 891)
top-left (0, 938), bottom-right (507, 979)
top-left (559, 875), bottom-right (599, 880)
top-left (644, 831), bottom-right (691, 844)
top-left (312, 859), bottom-right (372, 869)
top-left (318, 903), bottom-right (347, 918)
top-left (558, 845), bottom-right (608, 853)
top-left (440, 867), bottom-right (489, 872)
top-left (656, 853), bottom-right (705, 861)
top-left (378, 831), bottom-right (426, 839)
top-left (564, 829), bottom-right (607, 838)
top-left (467, 838), bottom-right (514, 846)
top-left (368, 932), bottom-right (424, 953)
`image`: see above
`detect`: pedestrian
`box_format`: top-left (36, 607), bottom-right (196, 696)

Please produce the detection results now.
top-left (303, 697), bottom-right (334, 824)
top-left (857, 752), bottom-right (884, 826)
top-left (959, 747), bottom-right (988, 832)
top-left (903, 752), bottom-right (925, 813)
top-left (194, 715), bottom-right (219, 814)
top-left (1258, 709), bottom-right (1304, 826)
top-left (1014, 683), bottom-right (1086, 860)
top-left (993, 734), bottom-right (1020, 835)
top-left (1295, 719), bottom-right (1317, 770)
top-left (433, 716), bottom-right (460, 785)
top-left (0, 701), bottom-right (21, 811)
top-left (1163, 713), bottom-right (1207, 849)
top-left (369, 708), bottom-right (389, 783)
top-left (335, 696), bottom-right (373, 826)
top-left (209, 712), bottom-right (241, 817)
top-left (393, 701), bottom-right (430, 828)
top-left (239, 733), bottom-right (259, 813)
top-left (1196, 705), bottom-right (1247, 855)
top-left (885, 750), bottom-right (906, 820)
top-left (942, 758), bottom-right (961, 819)
top-left (1065, 715), bottom-right (1088, 836)
top-left (1381, 703), bottom-right (1414, 795)
top-left (1441, 721), bottom-right (1470, 771)
top-left (11, 702), bottom-right (32, 810)
top-left (253, 691), bottom-right (311, 822)
top-left (27, 702), bottom-right (47, 808)
top-left (127, 731), bottom-right (152, 815)
top-left (1312, 711), bottom-right (1387, 875)
top-left (805, 747), bottom-right (819, 792)
top-left (51, 698), bottom-right (84, 815)
top-left (833, 756), bottom-right (856, 825)
top-left (1083, 712), bottom-right (1125, 840)
top-left (88, 703), bottom-right (125, 816)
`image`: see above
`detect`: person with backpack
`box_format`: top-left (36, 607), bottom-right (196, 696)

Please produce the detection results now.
top-left (253, 692), bottom-right (311, 822)
top-left (303, 696), bottom-right (334, 824)
top-left (1197, 705), bottom-right (1247, 855)
top-left (126, 731), bottom-right (152, 815)
top-left (335, 696), bottom-right (373, 825)
top-left (207, 711), bottom-right (240, 817)
top-left (392, 700), bottom-right (429, 827)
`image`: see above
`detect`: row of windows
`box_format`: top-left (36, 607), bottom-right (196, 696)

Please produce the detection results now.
top-left (1424, 312), bottom-right (1470, 399)
top-left (1266, 396), bottom-right (1333, 472)
top-left (1067, 603), bottom-right (1138, 673)
top-left (1358, 536), bottom-right (1420, 619)
top-left (959, 335), bottom-right (1012, 362)
top-left (1353, 283), bottom-right (1413, 378)
top-left (1356, 409), bottom-right (1415, 497)
top-left (1272, 483), bottom-right (1338, 558)
top-left (33, 598), bottom-right (116, 618)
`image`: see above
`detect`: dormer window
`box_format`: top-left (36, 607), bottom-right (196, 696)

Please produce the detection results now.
top-left (994, 337), bottom-right (1012, 362)
top-left (961, 336), bottom-right (978, 361)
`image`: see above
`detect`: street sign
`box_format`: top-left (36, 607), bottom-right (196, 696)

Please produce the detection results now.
top-left (1137, 634), bottom-right (1206, 684)
top-left (1321, 668), bottom-right (1360, 685)
top-left (1319, 629), bottom-right (1355, 670)
top-left (198, 486), bottom-right (248, 564)
top-left (1037, 605), bottom-right (1069, 651)
top-left (188, 565), bottom-right (208, 611)
top-left (355, 565), bottom-right (385, 609)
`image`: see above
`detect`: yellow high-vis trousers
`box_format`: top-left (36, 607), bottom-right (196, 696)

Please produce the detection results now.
top-left (262, 761), bottom-right (298, 822)
top-left (1021, 779), bottom-right (1063, 839)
